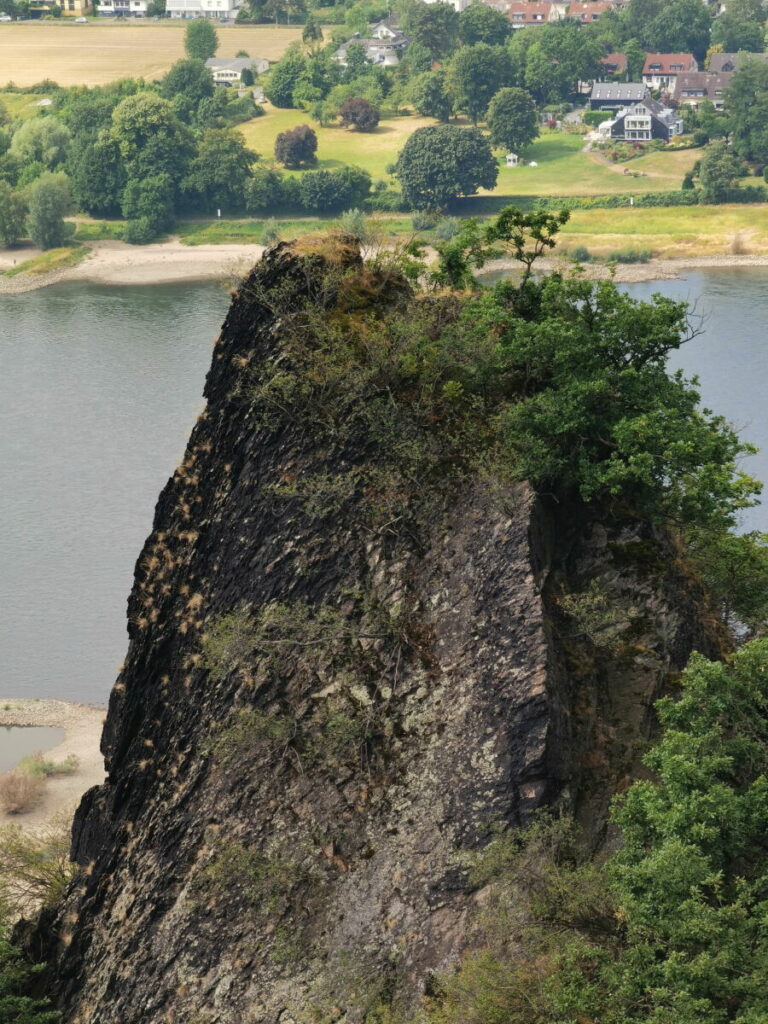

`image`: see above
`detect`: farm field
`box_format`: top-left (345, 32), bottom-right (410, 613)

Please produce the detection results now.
top-left (0, 23), bottom-right (302, 87)
top-left (240, 112), bottom-right (700, 196)
top-left (558, 204), bottom-right (768, 258)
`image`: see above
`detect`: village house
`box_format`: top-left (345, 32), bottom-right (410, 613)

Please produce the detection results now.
top-left (166, 0), bottom-right (241, 18)
top-left (97, 0), bottom-right (149, 16)
top-left (567, 1), bottom-right (614, 22)
top-left (334, 29), bottom-right (409, 67)
top-left (600, 52), bottom-right (628, 78)
top-left (29, 0), bottom-right (91, 14)
top-left (589, 81), bottom-right (649, 110)
top-left (205, 57), bottom-right (269, 84)
top-left (672, 70), bottom-right (732, 110)
top-left (505, 1), bottom-right (565, 27)
top-left (708, 51), bottom-right (768, 73)
top-left (642, 53), bottom-right (698, 90)
top-left (601, 97), bottom-right (683, 142)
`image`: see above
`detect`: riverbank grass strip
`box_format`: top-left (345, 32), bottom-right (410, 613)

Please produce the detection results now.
top-left (3, 245), bottom-right (91, 278)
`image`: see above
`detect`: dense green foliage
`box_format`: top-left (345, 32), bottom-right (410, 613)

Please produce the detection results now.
top-left (395, 125), bottom-right (498, 209)
top-left (486, 87), bottom-right (539, 154)
top-left (184, 18), bottom-right (219, 62)
top-left (25, 172), bottom-right (73, 249)
top-left (420, 639), bottom-right (768, 1024)
top-left (726, 59), bottom-right (768, 165)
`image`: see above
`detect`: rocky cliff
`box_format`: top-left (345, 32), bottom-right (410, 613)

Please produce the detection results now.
top-left (43, 239), bottom-right (720, 1024)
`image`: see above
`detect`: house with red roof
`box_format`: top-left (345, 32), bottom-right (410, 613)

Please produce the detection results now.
top-left (642, 53), bottom-right (698, 90)
top-left (568, 1), bottom-right (614, 22)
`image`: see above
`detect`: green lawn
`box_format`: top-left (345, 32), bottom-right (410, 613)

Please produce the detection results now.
top-left (177, 214), bottom-right (415, 245)
top-left (239, 106), bottom-right (437, 181)
top-left (0, 92), bottom-right (50, 120)
top-left (3, 245), bottom-right (91, 277)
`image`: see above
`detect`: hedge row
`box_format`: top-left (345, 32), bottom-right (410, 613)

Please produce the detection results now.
top-left (533, 186), bottom-right (768, 211)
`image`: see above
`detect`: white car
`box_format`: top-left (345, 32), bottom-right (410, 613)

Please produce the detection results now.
top-left (74, 15), bottom-right (88, 21)
top-left (0, 14), bottom-right (12, 20)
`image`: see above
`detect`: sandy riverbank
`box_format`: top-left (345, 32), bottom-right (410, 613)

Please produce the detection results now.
top-left (3, 238), bottom-right (768, 294)
top-left (0, 699), bottom-right (105, 831)
top-left (0, 239), bottom-right (266, 294)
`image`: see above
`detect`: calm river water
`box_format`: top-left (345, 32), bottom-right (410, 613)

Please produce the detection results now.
top-left (0, 269), bottom-right (765, 707)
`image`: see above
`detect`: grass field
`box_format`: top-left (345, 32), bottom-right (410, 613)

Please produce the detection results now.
top-left (0, 23), bottom-right (302, 87)
top-left (558, 205), bottom-right (768, 258)
top-left (3, 244), bottom-right (90, 276)
top-left (240, 114), bottom-right (700, 197)
top-left (0, 91), bottom-right (49, 118)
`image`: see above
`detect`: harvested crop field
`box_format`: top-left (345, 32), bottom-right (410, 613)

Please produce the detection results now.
top-left (0, 22), bottom-right (303, 87)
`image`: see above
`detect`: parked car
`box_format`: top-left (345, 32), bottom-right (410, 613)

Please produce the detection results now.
top-left (74, 15), bottom-right (88, 21)
top-left (0, 14), bottom-right (12, 20)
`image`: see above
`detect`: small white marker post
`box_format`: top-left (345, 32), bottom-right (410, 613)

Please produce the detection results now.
top-left (217, 209), bottom-right (221, 219)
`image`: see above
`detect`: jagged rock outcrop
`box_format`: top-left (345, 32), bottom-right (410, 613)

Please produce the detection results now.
top-left (44, 240), bottom-right (720, 1024)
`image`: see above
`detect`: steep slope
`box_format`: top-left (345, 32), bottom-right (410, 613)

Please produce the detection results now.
top-left (45, 240), bottom-right (719, 1024)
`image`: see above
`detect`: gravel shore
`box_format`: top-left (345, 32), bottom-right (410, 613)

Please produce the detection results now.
top-left (0, 699), bottom-right (106, 831)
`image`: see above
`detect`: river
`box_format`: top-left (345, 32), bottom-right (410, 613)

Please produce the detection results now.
top-left (0, 270), bottom-right (765, 707)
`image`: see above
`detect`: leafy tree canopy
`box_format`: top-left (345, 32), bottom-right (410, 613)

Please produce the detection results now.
top-left (458, 1), bottom-right (510, 46)
top-left (486, 86), bottom-right (538, 153)
top-left (400, 0), bottom-right (459, 60)
top-left (184, 18), bottom-right (218, 61)
top-left (395, 123), bottom-right (498, 209)
top-left (446, 42), bottom-right (513, 123)
top-left (726, 58), bottom-right (768, 163)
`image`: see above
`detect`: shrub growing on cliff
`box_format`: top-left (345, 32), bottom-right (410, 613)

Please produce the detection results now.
top-left (425, 638), bottom-right (768, 1024)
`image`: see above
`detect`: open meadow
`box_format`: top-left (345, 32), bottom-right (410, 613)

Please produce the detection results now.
top-left (241, 112), bottom-right (700, 196)
top-left (0, 22), bottom-right (302, 87)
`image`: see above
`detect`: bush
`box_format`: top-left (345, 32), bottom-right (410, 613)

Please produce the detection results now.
top-left (337, 207), bottom-right (368, 241)
top-left (569, 244), bottom-right (592, 262)
top-left (362, 188), bottom-right (405, 213)
top-left (433, 216), bottom-right (459, 241)
top-left (606, 247), bottom-right (652, 263)
top-left (582, 110), bottom-right (608, 128)
top-left (298, 166), bottom-right (372, 212)
top-left (275, 124), bottom-right (317, 169)
top-left (262, 218), bottom-right (282, 245)
top-left (18, 753), bottom-right (79, 779)
top-left (693, 129), bottom-right (709, 147)
top-left (0, 771), bottom-right (44, 815)
top-left (338, 96), bottom-right (381, 132)
top-left (412, 210), bottom-right (437, 230)
top-left (123, 217), bottom-right (157, 245)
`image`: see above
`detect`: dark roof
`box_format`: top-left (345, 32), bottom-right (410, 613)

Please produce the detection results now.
top-left (672, 70), bottom-right (733, 100)
top-left (601, 52), bottom-right (627, 73)
top-left (590, 81), bottom-right (648, 101)
top-left (708, 51), bottom-right (768, 74)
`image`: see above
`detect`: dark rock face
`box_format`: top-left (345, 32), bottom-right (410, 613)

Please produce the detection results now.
top-left (46, 243), bottom-right (719, 1024)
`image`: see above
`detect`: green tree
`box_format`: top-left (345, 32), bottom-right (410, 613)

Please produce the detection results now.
top-left (400, 0), bottom-right (459, 60)
top-left (447, 43), bottom-right (513, 124)
top-left (263, 44), bottom-right (307, 107)
top-left (182, 128), bottom-right (257, 210)
top-left (645, 0), bottom-right (712, 62)
top-left (395, 123), bottom-right (498, 208)
top-left (727, 58), bottom-right (768, 162)
top-left (623, 37), bottom-right (646, 81)
top-left (458, 1), bottom-right (510, 46)
top-left (0, 928), bottom-right (57, 1024)
top-left (184, 18), bottom-right (218, 61)
top-left (302, 12), bottom-right (322, 42)
top-left (160, 58), bottom-right (215, 121)
top-left (409, 69), bottom-right (452, 122)
top-left (711, 12), bottom-right (764, 54)
top-left (70, 132), bottom-right (125, 217)
top-left (523, 42), bottom-right (564, 104)
top-left (400, 40), bottom-right (433, 77)
top-left (0, 180), bottom-right (26, 246)
top-left (698, 140), bottom-right (742, 200)
top-left (111, 91), bottom-right (193, 184)
top-left (9, 117), bottom-right (71, 169)
top-left (25, 171), bottom-right (73, 249)
top-left (486, 86), bottom-right (538, 153)
top-left (121, 173), bottom-right (175, 233)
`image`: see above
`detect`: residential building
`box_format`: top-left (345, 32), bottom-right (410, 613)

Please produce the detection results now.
top-left (567, 1), bottom-right (614, 23)
top-left (166, 0), bottom-right (242, 19)
top-left (205, 56), bottom-right (269, 84)
top-left (708, 51), bottom-right (768, 74)
top-left (29, 0), bottom-right (91, 15)
top-left (642, 53), bottom-right (698, 90)
top-left (672, 70), bottom-right (732, 109)
top-left (505, 1), bottom-right (562, 27)
top-left (368, 16), bottom-right (403, 40)
top-left (604, 97), bottom-right (683, 141)
top-left (98, 0), bottom-right (148, 16)
top-left (589, 81), bottom-right (649, 109)
top-left (334, 30), bottom-right (409, 67)
top-left (422, 0), bottom-right (469, 11)
top-left (600, 52), bottom-right (627, 77)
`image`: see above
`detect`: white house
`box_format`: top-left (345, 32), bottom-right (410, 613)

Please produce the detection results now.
top-left (505, 152), bottom-right (519, 166)
top-left (205, 56), bottom-right (269, 84)
top-left (167, 0), bottom-right (241, 19)
top-left (97, 0), bottom-right (148, 16)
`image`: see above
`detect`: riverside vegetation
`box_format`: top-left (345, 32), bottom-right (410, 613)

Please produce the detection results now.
top-left (8, 210), bottom-right (768, 1022)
